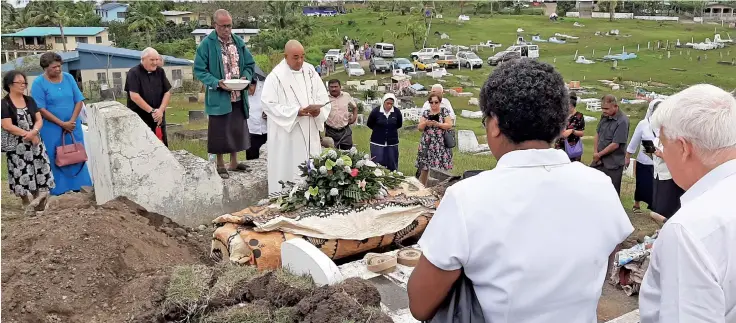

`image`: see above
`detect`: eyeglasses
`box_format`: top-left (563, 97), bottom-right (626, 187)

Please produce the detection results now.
top-left (430, 101), bottom-right (440, 104)
top-left (13, 82), bottom-right (28, 86)
top-left (481, 115), bottom-right (488, 127)
top-left (216, 23), bottom-right (232, 29)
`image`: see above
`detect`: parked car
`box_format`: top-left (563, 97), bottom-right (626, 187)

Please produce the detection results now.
top-left (369, 57), bottom-right (391, 73)
top-left (410, 48), bottom-right (444, 61)
top-left (436, 54), bottom-right (459, 68)
top-left (391, 58), bottom-right (415, 73)
top-left (457, 51), bottom-right (483, 68)
top-left (374, 42), bottom-right (395, 58)
top-left (413, 57), bottom-right (440, 71)
top-left (505, 44), bottom-right (540, 59)
top-left (488, 51), bottom-right (521, 66)
top-left (325, 49), bottom-right (344, 63)
top-left (347, 62), bottom-right (365, 76)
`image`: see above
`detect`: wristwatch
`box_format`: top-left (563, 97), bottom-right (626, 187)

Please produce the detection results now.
top-left (150, 108), bottom-right (158, 115)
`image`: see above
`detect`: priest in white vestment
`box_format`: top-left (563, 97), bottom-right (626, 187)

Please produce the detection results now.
top-left (262, 40), bottom-right (331, 194)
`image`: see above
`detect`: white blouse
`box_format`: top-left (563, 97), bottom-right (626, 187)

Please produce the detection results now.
top-left (626, 119), bottom-right (655, 165)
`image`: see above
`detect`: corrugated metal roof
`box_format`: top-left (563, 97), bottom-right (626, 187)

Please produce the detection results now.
top-left (98, 3), bottom-right (129, 11)
top-left (0, 51), bottom-right (79, 74)
top-left (161, 10), bottom-right (192, 16)
top-left (75, 43), bottom-right (192, 65)
top-left (2, 27), bottom-right (107, 37)
top-left (191, 29), bottom-right (261, 35)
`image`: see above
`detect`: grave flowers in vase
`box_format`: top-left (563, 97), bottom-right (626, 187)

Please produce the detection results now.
top-left (276, 147), bottom-right (405, 212)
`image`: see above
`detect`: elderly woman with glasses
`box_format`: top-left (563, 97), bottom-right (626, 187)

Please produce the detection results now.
top-left (2, 70), bottom-right (55, 215)
top-left (408, 59), bottom-right (633, 322)
top-left (31, 52), bottom-right (91, 196)
top-left (367, 93), bottom-right (402, 171)
top-left (416, 93), bottom-right (454, 186)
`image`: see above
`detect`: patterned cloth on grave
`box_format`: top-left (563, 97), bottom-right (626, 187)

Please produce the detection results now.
top-left (609, 234), bottom-right (657, 296)
top-left (211, 178), bottom-right (439, 269)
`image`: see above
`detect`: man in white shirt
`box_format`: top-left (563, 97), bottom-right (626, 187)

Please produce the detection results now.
top-left (245, 79), bottom-right (266, 160)
top-left (639, 84), bottom-right (736, 323)
top-left (420, 84), bottom-right (456, 121)
top-left (407, 59), bottom-right (633, 323)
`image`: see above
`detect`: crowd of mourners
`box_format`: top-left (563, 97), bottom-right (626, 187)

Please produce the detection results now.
top-left (2, 8), bottom-right (734, 323)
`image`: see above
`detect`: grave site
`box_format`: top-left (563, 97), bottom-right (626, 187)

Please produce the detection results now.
top-left (2, 4), bottom-right (736, 323)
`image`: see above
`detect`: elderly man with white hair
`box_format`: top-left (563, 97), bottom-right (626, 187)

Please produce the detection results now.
top-left (639, 84), bottom-right (736, 323)
top-left (421, 84), bottom-right (456, 122)
top-left (125, 47), bottom-right (172, 146)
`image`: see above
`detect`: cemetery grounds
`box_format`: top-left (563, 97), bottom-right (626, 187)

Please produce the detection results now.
top-left (2, 12), bottom-right (735, 322)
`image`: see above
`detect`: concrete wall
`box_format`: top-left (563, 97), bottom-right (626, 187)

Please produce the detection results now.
top-left (98, 6), bottom-right (128, 23)
top-left (566, 12), bottom-right (581, 18)
top-left (44, 31), bottom-right (113, 51)
top-left (634, 16), bottom-right (679, 21)
top-left (591, 12), bottom-right (634, 19)
top-left (85, 101), bottom-right (268, 227)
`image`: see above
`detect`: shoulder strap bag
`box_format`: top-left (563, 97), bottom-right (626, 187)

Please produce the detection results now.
top-left (56, 130), bottom-right (88, 177)
top-left (423, 270), bottom-right (485, 323)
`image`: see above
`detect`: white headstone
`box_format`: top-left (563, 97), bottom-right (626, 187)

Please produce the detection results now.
top-left (281, 239), bottom-right (344, 286)
top-left (458, 130), bottom-right (480, 153)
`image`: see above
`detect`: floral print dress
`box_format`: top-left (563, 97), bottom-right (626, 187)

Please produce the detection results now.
top-left (6, 108), bottom-right (55, 197)
top-left (416, 107), bottom-right (453, 171)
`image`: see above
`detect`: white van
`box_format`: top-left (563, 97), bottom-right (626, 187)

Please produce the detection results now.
top-left (506, 44), bottom-right (539, 59)
top-left (374, 43), bottom-right (395, 58)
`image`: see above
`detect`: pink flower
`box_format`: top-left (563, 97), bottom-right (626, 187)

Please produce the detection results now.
top-left (350, 168), bottom-right (359, 177)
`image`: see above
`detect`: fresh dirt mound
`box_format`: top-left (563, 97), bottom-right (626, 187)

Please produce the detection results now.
top-left (1, 192), bottom-right (212, 323)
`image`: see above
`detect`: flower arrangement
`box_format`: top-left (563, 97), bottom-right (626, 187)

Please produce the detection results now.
top-left (276, 147), bottom-right (406, 212)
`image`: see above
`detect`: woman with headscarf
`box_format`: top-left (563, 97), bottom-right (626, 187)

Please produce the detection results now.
top-left (31, 52), bottom-right (92, 196)
top-left (647, 99), bottom-right (685, 223)
top-left (624, 100), bottom-right (658, 213)
top-left (366, 93), bottom-right (402, 171)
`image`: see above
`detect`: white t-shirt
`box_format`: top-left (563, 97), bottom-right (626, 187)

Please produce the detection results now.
top-left (639, 159), bottom-right (736, 323)
top-left (419, 149), bottom-right (633, 323)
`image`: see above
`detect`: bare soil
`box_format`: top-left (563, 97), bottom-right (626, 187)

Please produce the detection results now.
top-left (1, 191), bottom-right (213, 323)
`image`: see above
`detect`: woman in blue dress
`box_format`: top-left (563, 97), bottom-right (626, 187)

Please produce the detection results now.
top-left (31, 52), bottom-right (92, 195)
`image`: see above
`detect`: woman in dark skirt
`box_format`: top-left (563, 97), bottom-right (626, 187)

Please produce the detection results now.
top-left (647, 99), bottom-right (685, 222)
top-left (367, 93), bottom-right (402, 171)
top-left (625, 112), bottom-right (656, 212)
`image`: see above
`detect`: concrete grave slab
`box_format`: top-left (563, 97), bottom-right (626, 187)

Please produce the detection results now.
top-left (460, 110), bottom-right (483, 119)
top-left (86, 101), bottom-right (268, 227)
top-left (281, 238), bottom-right (343, 286)
top-left (458, 130), bottom-right (490, 153)
top-left (605, 310), bottom-right (640, 323)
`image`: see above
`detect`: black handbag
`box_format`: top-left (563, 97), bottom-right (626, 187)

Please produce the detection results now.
top-left (444, 129), bottom-right (456, 148)
top-left (424, 271), bottom-right (485, 323)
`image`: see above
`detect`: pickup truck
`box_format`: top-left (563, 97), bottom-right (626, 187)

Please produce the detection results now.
top-left (410, 48), bottom-right (445, 61)
top-left (324, 49), bottom-right (344, 63)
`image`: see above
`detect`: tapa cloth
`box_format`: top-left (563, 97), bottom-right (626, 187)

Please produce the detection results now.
top-left (211, 178), bottom-right (438, 269)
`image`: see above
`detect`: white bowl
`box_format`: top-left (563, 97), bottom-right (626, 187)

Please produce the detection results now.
top-left (223, 79), bottom-right (249, 91)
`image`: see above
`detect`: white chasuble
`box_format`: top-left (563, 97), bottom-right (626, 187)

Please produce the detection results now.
top-left (261, 60), bottom-right (331, 194)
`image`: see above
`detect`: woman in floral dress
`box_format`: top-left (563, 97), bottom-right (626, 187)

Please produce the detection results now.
top-left (1, 70), bottom-right (55, 215)
top-left (416, 93), bottom-right (454, 186)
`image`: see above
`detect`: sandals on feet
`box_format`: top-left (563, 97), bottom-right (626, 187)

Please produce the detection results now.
top-left (217, 167), bottom-right (229, 179)
top-left (632, 206), bottom-right (642, 214)
top-left (230, 162), bottom-right (250, 172)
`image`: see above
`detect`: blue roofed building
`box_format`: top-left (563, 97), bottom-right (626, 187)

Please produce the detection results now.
top-left (1, 27), bottom-right (112, 63)
top-left (0, 43), bottom-right (193, 95)
top-left (95, 3), bottom-right (130, 23)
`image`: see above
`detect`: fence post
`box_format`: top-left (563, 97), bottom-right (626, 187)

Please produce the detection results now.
top-left (637, 44), bottom-right (640, 52)
top-left (592, 49), bottom-right (595, 57)
top-left (648, 41), bottom-right (651, 49)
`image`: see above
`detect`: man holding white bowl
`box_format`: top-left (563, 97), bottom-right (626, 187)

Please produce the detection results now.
top-left (194, 9), bottom-right (255, 179)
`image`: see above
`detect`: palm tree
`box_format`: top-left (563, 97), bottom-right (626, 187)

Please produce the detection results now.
top-left (266, 1), bottom-right (301, 29)
top-left (127, 2), bottom-right (165, 46)
top-left (27, 1), bottom-right (72, 51)
top-left (74, 1), bottom-right (101, 27)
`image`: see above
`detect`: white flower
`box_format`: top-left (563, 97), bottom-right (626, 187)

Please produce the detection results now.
top-left (336, 158), bottom-right (344, 166)
top-left (304, 191), bottom-right (311, 200)
top-left (329, 188), bottom-right (339, 196)
top-left (364, 154), bottom-right (371, 160)
top-left (328, 149), bottom-right (338, 159)
top-left (365, 160), bottom-right (377, 168)
top-left (319, 166), bottom-right (327, 174)
top-left (289, 185), bottom-right (299, 198)
top-left (344, 166), bottom-right (351, 173)
top-left (373, 169), bottom-right (383, 177)
top-left (356, 160), bottom-right (365, 168)
top-left (396, 171), bottom-right (404, 176)
top-left (349, 147), bottom-right (358, 154)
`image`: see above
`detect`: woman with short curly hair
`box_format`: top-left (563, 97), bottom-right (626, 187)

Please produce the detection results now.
top-left (408, 59), bottom-right (633, 322)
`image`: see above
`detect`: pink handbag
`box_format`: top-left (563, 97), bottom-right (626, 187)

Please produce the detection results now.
top-left (56, 131), bottom-right (88, 167)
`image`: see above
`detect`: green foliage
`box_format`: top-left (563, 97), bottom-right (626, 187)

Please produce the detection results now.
top-left (156, 38), bottom-right (196, 60)
top-left (305, 47), bottom-right (324, 66)
top-left (275, 148), bottom-right (406, 212)
top-left (556, 1), bottom-right (577, 16)
top-left (127, 1), bottom-right (166, 46)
